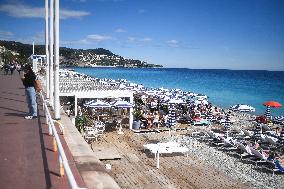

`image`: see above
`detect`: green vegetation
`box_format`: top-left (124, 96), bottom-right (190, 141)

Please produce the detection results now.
top-left (75, 114), bottom-right (92, 133)
top-left (0, 40), bottom-right (163, 68)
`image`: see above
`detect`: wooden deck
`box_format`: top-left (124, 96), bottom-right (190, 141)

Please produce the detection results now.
top-left (91, 129), bottom-right (249, 189)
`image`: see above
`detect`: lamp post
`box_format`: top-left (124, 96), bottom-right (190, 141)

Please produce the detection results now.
top-left (49, 0), bottom-right (54, 108)
top-left (45, 0), bottom-right (50, 99)
top-left (54, 0), bottom-right (60, 119)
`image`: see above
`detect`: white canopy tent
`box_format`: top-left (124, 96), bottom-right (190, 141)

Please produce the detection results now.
top-left (60, 89), bottom-right (134, 129)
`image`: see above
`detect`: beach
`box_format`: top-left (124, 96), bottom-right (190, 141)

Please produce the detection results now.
top-left (91, 124), bottom-right (283, 189)
top-left (57, 69), bottom-right (284, 189)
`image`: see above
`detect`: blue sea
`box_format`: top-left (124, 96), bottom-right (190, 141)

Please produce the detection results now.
top-left (72, 67), bottom-right (284, 116)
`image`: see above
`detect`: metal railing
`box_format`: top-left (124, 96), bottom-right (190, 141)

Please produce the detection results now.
top-left (40, 92), bottom-right (86, 189)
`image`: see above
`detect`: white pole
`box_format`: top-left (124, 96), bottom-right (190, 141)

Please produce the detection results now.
top-left (49, 0), bottom-right (54, 108)
top-left (129, 95), bottom-right (133, 129)
top-left (74, 96), bottom-right (78, 117)
top-left (156, 149), bottom-right (160, 169)
top-left (45, 0), bottom-right (50, 99)
top-left (54, 0), bottom-right (60, 119)
top-left (32, 42), bottom-right (35, 55)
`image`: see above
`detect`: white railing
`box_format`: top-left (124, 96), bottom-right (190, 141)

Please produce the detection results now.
top-left (40, 92), bottom-right (86, 189)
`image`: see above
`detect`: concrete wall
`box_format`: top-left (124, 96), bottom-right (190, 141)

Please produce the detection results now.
top-left (60, 111), bottom-right (120, 189)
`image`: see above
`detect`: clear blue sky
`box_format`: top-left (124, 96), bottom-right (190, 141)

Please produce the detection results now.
top-left (0, 0), bottom-right (284, 70)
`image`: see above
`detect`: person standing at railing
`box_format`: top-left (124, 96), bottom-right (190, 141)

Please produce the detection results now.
top-left (21, 65), bottom-right (38, 119)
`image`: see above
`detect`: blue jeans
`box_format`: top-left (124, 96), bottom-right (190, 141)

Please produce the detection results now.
top-left (25, 87), bottom-right (37, 116)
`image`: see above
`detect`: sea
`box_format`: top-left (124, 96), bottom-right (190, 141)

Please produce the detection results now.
top-left (72, 67), bottom-right (284, 116)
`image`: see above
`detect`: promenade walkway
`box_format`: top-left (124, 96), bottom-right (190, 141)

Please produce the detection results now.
top-left (0, 72), bottom-right (85, 188)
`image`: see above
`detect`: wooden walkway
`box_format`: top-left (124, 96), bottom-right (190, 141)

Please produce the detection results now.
top-left (94, 130), bottom-right (249, 189)
top-left (0, 72), bottom-right (85, 188)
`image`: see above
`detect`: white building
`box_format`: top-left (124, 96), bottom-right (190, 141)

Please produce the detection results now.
top-left (29, 54), bottom-right (46, 73)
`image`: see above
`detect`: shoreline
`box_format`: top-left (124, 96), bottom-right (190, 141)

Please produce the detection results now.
top-left (68, 67), bottom-right (284, 116)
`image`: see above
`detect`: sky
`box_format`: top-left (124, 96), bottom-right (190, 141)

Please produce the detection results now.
top-left (0, 0), bottom-right (284, 70)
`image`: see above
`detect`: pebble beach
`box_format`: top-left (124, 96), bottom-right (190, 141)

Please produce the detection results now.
top-left (92, 121), bottom-right (284, 189)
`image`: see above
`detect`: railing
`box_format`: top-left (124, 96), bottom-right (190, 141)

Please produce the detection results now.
top-left (40, 92), bottom-right (86, 189)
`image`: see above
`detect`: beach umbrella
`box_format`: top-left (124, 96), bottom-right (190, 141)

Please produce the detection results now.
top-left (84, 99), bottom-right (97, 107)
top-left (263, 101), bottom-right (282, 120)
top-left (222, 113), bottom-right (231, 137)
top-left (264, 101), bottom-right (281, 118)
top-left (263, 101), bottom-right (282, 108)
top-left (273, 116), bottom-right (284, 125)
top-left (265, 106), bottom-right (271, 119)
top-left (223, 114), bottom-right (231, 129)
top-left (168, 98), bottom-right (185, 104)
top-left (86, 100), bottom-right (110, 108)
top-left (111, 100), bottom-right (133, 108)
top-left (167, 103), bottom-right (176, 128)
top-left (253, 123), bottom-right (262, 141)
top-left (206, 110), bottom-right (214, 122)
top-left (230, 104), bottom-right (255, 112)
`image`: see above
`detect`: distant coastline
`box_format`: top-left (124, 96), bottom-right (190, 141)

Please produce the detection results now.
top-left (0, 40), bottom-right (163, 68)
top-left (62, 65), bottom-right (164, 69)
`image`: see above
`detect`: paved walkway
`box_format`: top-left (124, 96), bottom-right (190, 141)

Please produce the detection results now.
top-left (0, 72), bottom-right (85, 188)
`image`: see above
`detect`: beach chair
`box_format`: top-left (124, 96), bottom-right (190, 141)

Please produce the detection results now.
top-left (206, 131), bottom-right (224, 146)
top-left (237, 143), bottom-right (254, 161)
top-left (249, 148), bottom-right (268, 167)
top-left (201, 131), bottom-right (214, 144)
top-left (261, 124), bottom-right (271, 132)
top-left (83, 126), bottom-right (99, 143)
top-left (190, 130), bottom-right (202, 140)
top-left (265, 136), bottom-right (278, 150)
top-left (242, 129), bottom-right (253, 140)
top-left (262, 159), bottom-right (284, 176)
top-left (220, 137), bottom-right (238, 151)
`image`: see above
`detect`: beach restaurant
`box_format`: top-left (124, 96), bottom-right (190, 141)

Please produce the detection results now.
top-left (59, 89), bottom-right (134, 129)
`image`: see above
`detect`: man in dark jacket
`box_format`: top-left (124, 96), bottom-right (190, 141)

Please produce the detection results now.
top-left (21, 65), bottom-right (37, 119)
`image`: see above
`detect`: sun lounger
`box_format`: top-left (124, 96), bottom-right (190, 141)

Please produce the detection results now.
top-left (197, 131), bottom-right (214, 142)
top-left (83, 126), bottom-right (99, 142)
top-left (143, 141), bottom-right (179, 152)
top-left (242, 130), bottom-right (253, 139)
top-left (261, 124), bottom-right (271, 132)
top-left (262, 160), bottom-right (283, 176)
top-left (220, 137), bottom-right (238, 151)
top-left (265, 136), bottom-right (278, 149)
top-left (206, 131), bottom-right (224, 146)
top-left (237, 143), bottom-right (254, 161)
top-left (143, 141), bottom-right (189, 168)
top-left (249, 148), bottom-right (268, 167)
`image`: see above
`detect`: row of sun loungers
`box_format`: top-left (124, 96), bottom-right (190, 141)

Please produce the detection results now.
top-left (190, 128), bottom-right (284, 176)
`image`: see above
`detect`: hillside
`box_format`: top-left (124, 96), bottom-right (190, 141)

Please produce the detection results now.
top-left (0, 40), bottom-right (163, 68)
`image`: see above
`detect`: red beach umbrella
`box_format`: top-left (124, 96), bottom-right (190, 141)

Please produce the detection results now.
top-left (263, 101), bottom-right (282, 108)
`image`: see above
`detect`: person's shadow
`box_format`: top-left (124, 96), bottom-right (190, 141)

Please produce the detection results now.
top-left (5, 112), bottom-right (26, 117)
